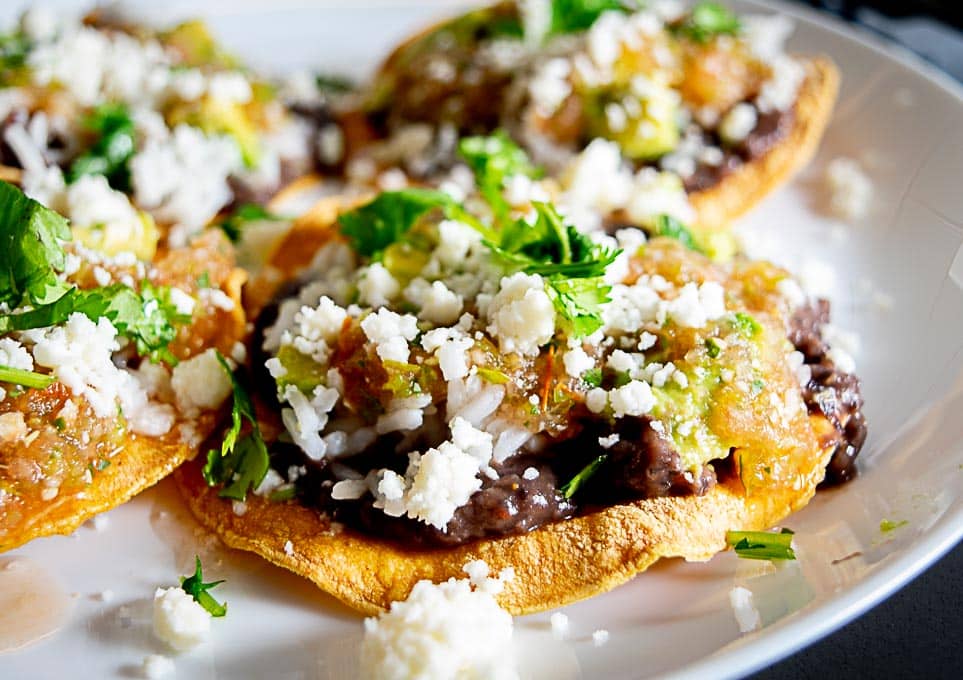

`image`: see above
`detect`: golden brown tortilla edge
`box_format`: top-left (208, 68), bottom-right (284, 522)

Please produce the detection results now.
top-left (174, 427), bottom-right (832, 617)
top-left (689, 57), bottom-right (840, 230)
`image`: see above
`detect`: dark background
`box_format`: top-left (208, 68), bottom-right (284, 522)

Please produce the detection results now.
top-left (753, 2), bottom-right (962, 678)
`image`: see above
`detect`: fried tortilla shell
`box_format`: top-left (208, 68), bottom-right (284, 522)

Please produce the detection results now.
top-left (177, 210), bottom-right (840, 615)
top-left (176, 417), bottom-right (834, 616)
top-left (0, 232), bottom-right (247, 552)
top-left (690, 57), bottom-right (839, 230)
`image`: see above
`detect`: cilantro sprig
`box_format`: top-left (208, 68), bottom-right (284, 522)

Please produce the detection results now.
top-left (0, 180), bottom-right (72, 308)
top-left (487, 202), bottom-right (619, 337)
top-left (458, 131), bottom-right (542, 225)
top-left (66, 104), bottom-right (137, 192)
top-left (559, 454), bottom-right (608, 498)
top-left (654, 214), bottom-right (703, 253)
top-left (202, 352), bottom-right (270, 501)
top-left (0, 182), bottom-right (189, 365)
top-left (675, 2), bottom-right (741, 44)
top-left (548, 0), bottom-right (628, 37)
top-left (180, 556), bottom-right (227, 617)
top-left (726, 529), bottom-right (796, 561)
top-left (0, 365), bottom-right (55, 390)
top-left (338, 189), bottom-right (456, 258)
top-left (218, 203), bottom-right (283, 243)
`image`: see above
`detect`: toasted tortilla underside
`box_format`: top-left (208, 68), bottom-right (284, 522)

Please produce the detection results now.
top-left (176, 426), bottom-right (833, 616)
top-left (0, 270), bottom-right (246, 553)
top-left (691, 57), bottom-right (839, 230)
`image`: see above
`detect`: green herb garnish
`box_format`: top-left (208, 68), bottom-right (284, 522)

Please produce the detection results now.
top-left (560, 454), bottom-right (608, 498)
top-left (726, 529), bottom-right (796, 561)
top-left (458, 131), bottom-right (541, 225)
top-left (654, 214), bottom-right (702, 253)
top-left (315, 73), bottom-right (354, 94)
top-left (180, 556), bottom-right (227, 617)
top-left (0, 180), bottom-right (72, 308)
top-left (880, 519), bottom-right (908, 533)
top-left (705, 337), bottom-right (724, 358)
top-left (218, 203), bottom-right (281, 243)
top-left (546, 277), bottom-right (611, 338)
top-left (338, 189), bottom-right (455, 258)
top-left (582, 367), bottom-right (603, 388)
top-left (66, 104), bottom-right (136, 192)
top-left (202, 352), bottom-right (270, 501)
top-left (549, 0), bottom-right (627, 36)
top-left (0, 283), bottom-right (191, 365)
top-left (676, 2), bottom-right (741, 43)
top-left (0, 364), bottom-right (55, 390)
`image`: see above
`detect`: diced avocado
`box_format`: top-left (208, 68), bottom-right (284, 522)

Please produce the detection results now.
top-left (651, 370), bottom-right (727, 470)
top-left (161, 20), bottom-right (238, 69)
top-left (73, 211), bottom-right (159, 262)
top-left (585, 80), bottom-right (680, 160)
top-left (168, 98), bottom-right (261, 167)
top-left (275, 345), bottom-right (326, 394)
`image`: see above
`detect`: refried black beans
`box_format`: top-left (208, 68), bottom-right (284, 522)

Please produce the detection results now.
top-left (256, 288), bottom-right (866, 549)
top-left (789, 300), bottom-right (867, 485)
top-left (683, 109), bottom-right (794, 193)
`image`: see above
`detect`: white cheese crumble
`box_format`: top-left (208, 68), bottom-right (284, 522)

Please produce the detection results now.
top-left (592, 629), bottom-right (611, 647)
top-left (360, 569), bottom-right (517, 680)
top-left (608, 380), bottom-right (656, 418)
top-left (549, 612), bottom-right (570, 639)
top-left (562, 346), bottom-right (595, 378)
top-left (486, 273), bottom-right (556, 356)
top-left (718, 103), bottom-right (758, 145)
top-left (729, 586), bottom-right (762, 633)
top-left (132, 125), bottom-right (243, 239)
top-left (170, 348), bottom-right (233, 416)
top-left (141, 654), bottom-right (175, 679)
top-left (152, 586), bottom-right (211, 651)
top-left (825, 157), bottom-right (873, 221)
top-left (361, 309), bottom-right (420, 363)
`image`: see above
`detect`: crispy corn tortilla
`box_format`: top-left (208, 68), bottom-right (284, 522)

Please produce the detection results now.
top-left (0, 260), bottom-right (247, 553)
top-left (178, 210), bottom-right (840, 615)
top-left (176, 420), bottom-right (834, 615)
top-left (371, 10), bottom-right (839, 231)
top-left (690, 57), bottom-right (840, 230)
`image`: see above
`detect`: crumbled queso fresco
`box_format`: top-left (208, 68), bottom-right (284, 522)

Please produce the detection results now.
top-left (360, 561), bottom-right (517, 680)
top-left (1, 7), bottom-right (320, 246)
top-left (258, 131), bottom-right (836, 537)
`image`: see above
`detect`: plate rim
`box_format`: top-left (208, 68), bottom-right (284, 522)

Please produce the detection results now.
top-left (664, 1), bottom-right (963, 677)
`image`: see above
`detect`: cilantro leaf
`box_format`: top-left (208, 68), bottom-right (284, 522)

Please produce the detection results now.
top-left (0, 29), bottom-right (30, 81)
top-left (654, 214), bottom-right (702, 253)
top-left (0, 283), bottom-right (191, 365)
top-left (218, 203), bottom-right (281, 243)
top-left (725, 529), bottom-right (796, 561)
top-left (66, 104), bottom-right (136, 192)
top-left (0, 364), bottom-right (55, 390)
top-left (338, 189), bottom-right (454, 258)
top-left (675, 2), bottom-right (741, 44)
top-left (546, 277), bottom-right (611, 338)
top-left (560, 454), bottom-right (608, 498)
top-left (581, 367), bottom-right (602, 387)
top-left (458, 131), bottom-right (541, 225)
top-left (180, 556), bottom-right (227, 617)
top-left (202, 352), bottom-right (270, 501)
top-left (489, 202), bottom-right (620, 278)
top-left (549, 0), bottom-right (627, 36)
top-left (0, 180), bottom-right (72, 308)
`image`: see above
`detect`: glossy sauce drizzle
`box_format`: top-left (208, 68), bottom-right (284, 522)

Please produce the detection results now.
top-left (0, 557), bottom-right (73, 654)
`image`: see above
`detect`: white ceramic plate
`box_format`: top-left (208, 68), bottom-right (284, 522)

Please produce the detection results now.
top-left (3, 2), bottom-right (963, 678)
